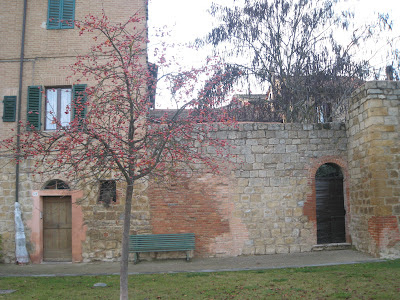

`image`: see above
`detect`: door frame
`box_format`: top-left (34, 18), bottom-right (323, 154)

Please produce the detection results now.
top-left (27, 189), bottom-right (87, 263)
top-left (304, 156), bottom-right (351, 245)
top-left (43, 196), bottom-right (73, 262)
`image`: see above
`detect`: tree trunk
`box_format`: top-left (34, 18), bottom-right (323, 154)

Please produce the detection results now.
top-left (120, 181), bottom-right (134, 300)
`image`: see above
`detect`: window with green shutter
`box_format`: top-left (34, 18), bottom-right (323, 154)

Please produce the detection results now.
top-left (47, 0), bottom-right (75, 29)
top-left (72, 84), bottom-right (87, 127)
top-left (45, 87), bottom-right (72, 130)
top-left (2, 96), bottom-right (17, 122)
top-left (27, 86), bottom-right (43, 130)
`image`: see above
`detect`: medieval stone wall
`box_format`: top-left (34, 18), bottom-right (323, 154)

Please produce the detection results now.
top-left (347, 81), bottom-right (400, 258)
top-left (3, 122), bottom-right (348, 262)
top-left (149, 122), bottom-right (348, 257)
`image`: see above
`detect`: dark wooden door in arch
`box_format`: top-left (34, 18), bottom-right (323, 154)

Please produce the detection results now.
top-left (316, 164), bottom-right (346, 244)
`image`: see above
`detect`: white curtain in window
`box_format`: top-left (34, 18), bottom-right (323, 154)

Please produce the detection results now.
top-left (46, 89), bottom-right (58, 130)
top-left (60, 89), bottom-right (71, 127)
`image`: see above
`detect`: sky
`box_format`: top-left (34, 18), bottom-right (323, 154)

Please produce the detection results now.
top-left (148, 0), bottom-right (400, 108)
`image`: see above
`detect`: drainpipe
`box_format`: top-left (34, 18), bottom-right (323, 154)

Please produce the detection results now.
top-left (16, 0), bottom-right (28, 202)
top-left (15, 0), bottom-right (29, 264)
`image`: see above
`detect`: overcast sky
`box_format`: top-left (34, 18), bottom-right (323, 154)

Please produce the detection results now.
top-left (148, 0), bottom-right (400, 108)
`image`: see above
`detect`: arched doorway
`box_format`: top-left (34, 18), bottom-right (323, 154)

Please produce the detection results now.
top-left (316, 163), bottom-right (346, 244)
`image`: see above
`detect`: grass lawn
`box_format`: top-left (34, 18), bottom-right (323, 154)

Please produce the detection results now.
top-left (0, 260), bottom-right (399, 299)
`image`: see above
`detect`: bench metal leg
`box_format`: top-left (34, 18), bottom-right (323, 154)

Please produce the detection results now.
top-left (186, 251), bottom-right (190, 262)
top-left (134, 252), bottom-right (139, 264)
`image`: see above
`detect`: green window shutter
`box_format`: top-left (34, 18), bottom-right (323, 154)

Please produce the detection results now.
top-left (27, 86), bottom-right (42, 130)
top-left (47, 0), bottom-right (61, 29)
top-left (72, 84), bottom-right (87, 127)
top-left (47, 0), bottom-right (75, 30)
top-left (61, 0), bottom-right (75, 29)
top-left (2, 96), bottom-right (17, 122)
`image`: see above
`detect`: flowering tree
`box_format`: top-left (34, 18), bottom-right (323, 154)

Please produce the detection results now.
top-left (2, 13), bottom-right (236, 300)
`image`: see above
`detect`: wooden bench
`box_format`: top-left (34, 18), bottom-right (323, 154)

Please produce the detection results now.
top-left (129, 233), bottom-right (195, 264)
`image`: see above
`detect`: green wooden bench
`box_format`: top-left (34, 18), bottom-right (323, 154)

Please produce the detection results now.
top-left (129, 233), bottom-right (195, 264)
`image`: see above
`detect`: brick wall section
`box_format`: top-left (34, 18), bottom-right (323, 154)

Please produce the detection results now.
top-left (347, 81), bottom-right (400, 258)
top-left (149, 171), bottom-right (249, 258)
top-left (149, 122), bottom-right (348, 257)
top-left (368, 216), bottom-right (400, 250)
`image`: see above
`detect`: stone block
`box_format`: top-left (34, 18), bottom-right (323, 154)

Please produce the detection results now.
top-left (251, 145), bottom-right (265, 153)
top-left (388, 107), bottom-right (399, 116)
top-left (249, 178), bottom-right (264, 187)
top-left (255, 247), bottom-right (266, 255)
top-left (270, 178), bottom-right (281, 187)
top-left (276, 245), bottom-right (289, 254)
top-left (384, 116), bottom-right (399, 125)
top-left (246, 138), bottom-right (258, 145)
top-left (292, 228), bottom-right (300, 237)
top-left (284, 237), bottom-right (295, 244)
top-left (243, 123), bottom-right (254, 131)
top-left (286, 145), bottom-right (297, 153)
top-left (364, 99), bottom-right (383, 109)
top-left (262, 130), bottom-right (275, 139)
top-left (293, 207), bottom-right (303, 217)
top-left (268, 124), bottom-right (283, 130)
top-left (289, 245), bottom-right (301, 253)
top-left (238, 178), bottom-right (249, 187)
top-left (268, 138), bottom-right (279, 145)
top-left (375, 205), bottom-right (393, 216)
top-left (240, 195), bottom-right (250, 202)
top-left (242, 247), bottom-right (256, 255)
top-left (271, 228), bottom-right (281, 237)
top-left (367, 107), bottom-right (388, 117)
top-left (245, 154), bottom-right (255, 163)
top-left (258, 170), bottom-right (267, 178)
top-left (365, 116), bottom-right (385, 127)
top-left (265, 246), bottom-right (276, 254)
top-left (300, 244), bottom-right (313, 252)
top-left (276, 131), bottom-right (289, 139)
top-left (250, 194), bottom-right (262, 203)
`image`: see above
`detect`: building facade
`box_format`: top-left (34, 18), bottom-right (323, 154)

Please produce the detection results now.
top-left (0, 0), bottom-right (148, 263)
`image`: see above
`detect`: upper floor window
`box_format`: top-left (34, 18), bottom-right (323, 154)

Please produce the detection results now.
top-left (45, 87), bottom-right (71, 130)
top-left (47, 0), bottom-right (75, 30)
top-left (27, 84), bottom-right (87, 131)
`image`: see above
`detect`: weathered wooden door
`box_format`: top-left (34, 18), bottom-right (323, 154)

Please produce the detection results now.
top-left (43, 196), bottom-right (72, 261)
top-left (316, 177), bottom-right (346, 244)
